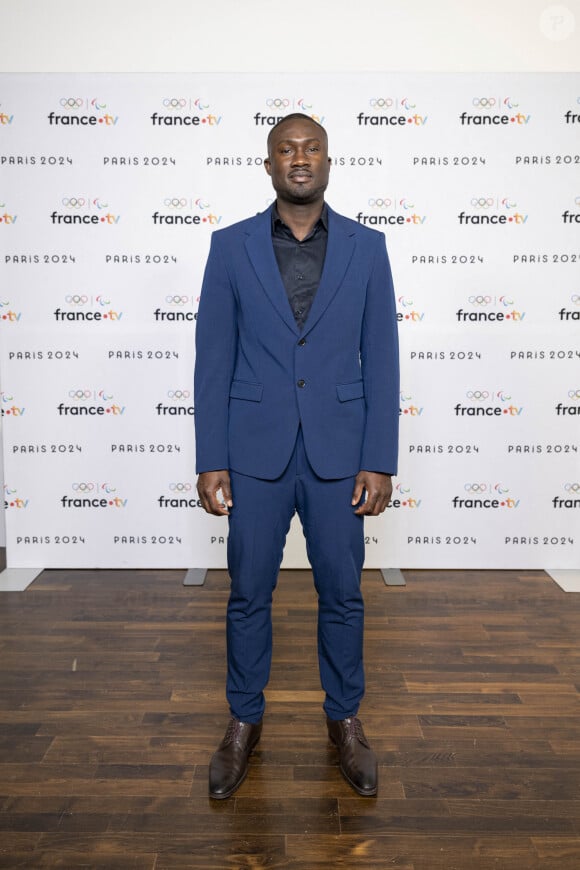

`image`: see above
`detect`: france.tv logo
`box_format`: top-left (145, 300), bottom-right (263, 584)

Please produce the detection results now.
top-left (61, 482), bottom-right (127, 508)
top-left (4, 485), bottom-right (29, 509)
top-left (358, 96), bottom-right (428, 127)
top-left (458, 197), bottom-right (528, 226)
top-left (460, 96), bottom-right (530, 126)
top-left (453, 482), bottom-right (520, 508)
top-left (152, 197), bottom-right (222, 226)
top-left (0, 300), bottom-right (22, 322)
top-left (396, 296), bottom-right (425, 323)
top-left (357, 197), bottom-right (426, 227)
top-left (388, 483), bottom-right (422, 509)
top-left (456, 294), bottom-right (526, 323)
top-left (151, 97), bottom-right (221, 126)
top-left (48, 97), bottom-right (119, 126)
top-left (57, 389), bottom-right (126, 417)
top-left (1, 391), bottom-right (25, 417)
top-left (50, 197), bottom-right (120, 226)
top-left (54, 293), bottom-right (123, 323)
top-left (254, 97), bottom-right (325, 126)
top-left (454, 389), bottom-right (523, 417)
top-left (552, 482), bottom-right (580, 509)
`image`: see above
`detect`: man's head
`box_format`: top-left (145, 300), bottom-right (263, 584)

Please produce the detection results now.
top-left (264, 113), bottom-right (330, 206)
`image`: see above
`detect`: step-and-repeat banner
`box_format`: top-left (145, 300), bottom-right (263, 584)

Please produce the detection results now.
top-left (1, 73), bottom-right (579, 569)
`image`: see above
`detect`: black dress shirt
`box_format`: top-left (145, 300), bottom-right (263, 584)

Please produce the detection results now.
top-left (271, 204), bottom-right (328, 331)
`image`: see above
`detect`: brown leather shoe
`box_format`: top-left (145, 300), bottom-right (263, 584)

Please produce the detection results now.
top-left (209, 717), bottom-right (262, 799)
top-left (327, 716), bottom-right (378, 796)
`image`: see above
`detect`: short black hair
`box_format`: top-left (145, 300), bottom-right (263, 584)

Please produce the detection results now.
top-left (266, 113), bottom-right (328, 155)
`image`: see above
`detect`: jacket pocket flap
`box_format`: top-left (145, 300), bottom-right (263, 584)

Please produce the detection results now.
top-left (336, 380), bottom-right (365, 402)
top-left (229, 380), bottom-right (263, 402)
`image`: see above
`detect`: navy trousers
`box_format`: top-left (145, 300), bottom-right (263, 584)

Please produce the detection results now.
top-left (226, 427), bottom-right (365, 723)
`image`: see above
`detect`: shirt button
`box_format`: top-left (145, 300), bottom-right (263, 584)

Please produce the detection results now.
top-left (298, 338), bottom-right (306, 346)
top-left (297, 379), bottom-right (306, 388)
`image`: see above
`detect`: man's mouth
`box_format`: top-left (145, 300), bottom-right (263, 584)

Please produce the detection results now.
top-left (289, 170), bottom-right (312, 181)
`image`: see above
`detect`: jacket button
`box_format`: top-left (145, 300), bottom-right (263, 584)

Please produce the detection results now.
top-left (298, 338), bottom-right (306, 346)
top-left (297, 379), bottom-right (306, 388)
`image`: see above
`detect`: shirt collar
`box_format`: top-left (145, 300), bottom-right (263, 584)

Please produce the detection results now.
top-left (272, 202), bottom-right (328, 233)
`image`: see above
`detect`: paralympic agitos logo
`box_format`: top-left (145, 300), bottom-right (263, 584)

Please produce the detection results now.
top-left (459, 96), bottom-right (530, 126)
top-left (50, 197), bottom-right (120, 226)
top-left (357, 97), bottom-right (428, 127)
top-left (48, 97), bottom-right (119, 127)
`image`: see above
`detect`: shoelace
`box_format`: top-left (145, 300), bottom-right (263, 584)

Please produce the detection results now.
top-left (343, 717), bottom-right (370, 748)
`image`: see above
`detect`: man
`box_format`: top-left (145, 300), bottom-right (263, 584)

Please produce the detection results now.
top-left (195, 113), bottom-right (399, 800)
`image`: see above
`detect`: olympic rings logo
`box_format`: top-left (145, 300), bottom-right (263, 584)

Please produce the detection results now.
top-left (65, 295), bottom-right (89, 305)
top-left (471, 197), bottom-right (494, 208)
top-left (165, 295), bottom-right (190, 305)
top-left (60, 98), bottom-right (83, 108)
top-left (575, 196), bottom-right (580, 207)
top-left (62, 197), bottom-right (86, 208)
top-left (565, 483), bottom-right (580, 493)
top-left (472, 98), bottom-right (496, 108)
top-left (468, 296), bottom-right (492, 305)
top-left (169, 483), bottom-right (192, 492)
top-left (69, 390), bottom-right (92, 400)
top-left (72, 483), bottom-right (94, 492)
top-left (167, 390), bottom-right (190, 400)
top-left (464, 483), bottom-right (488, 493)
top-left (368, 198), bottom-right (392, 208)
top-left (571, 295), bottom-right (580, 305)
top-left (466, 391), bottom-right (489, 401)
top-left (370, 98), bottom-right (394, 108)
top-left (163, 98), bottom-right (187, 109)
top-left (266, 98), bottom-right (290, 108)
top-left (568, 389), bottom-right (580, 399)
top-left (164, 198), bottom-right (187, 208)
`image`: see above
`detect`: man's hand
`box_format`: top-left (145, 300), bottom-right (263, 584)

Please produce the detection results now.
top-left (351, 471), bottom-right (393, 516)
top-left (197, 470), bottom-right (233, 516)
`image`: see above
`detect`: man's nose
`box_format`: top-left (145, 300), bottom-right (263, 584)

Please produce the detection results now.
top-left (291, 147), bottom-right (309, 164)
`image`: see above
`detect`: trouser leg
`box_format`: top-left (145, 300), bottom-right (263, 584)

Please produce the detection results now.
top-left (226, 463), bottom-right (295, 723)
top-left (294, 430), bottom-right (366, 720)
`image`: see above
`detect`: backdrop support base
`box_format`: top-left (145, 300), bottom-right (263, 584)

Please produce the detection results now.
top-left (0, 568), bottom-right (44, 592)
top-left (380, 568), bottom-right (406, 586)
top-left (546, 569), bottom-right (580, 593)
top-left (183, 568), bottom-right (207, 587)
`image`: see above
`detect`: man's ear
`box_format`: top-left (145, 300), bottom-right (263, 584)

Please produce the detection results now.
top-left (264, 159), bottom-right (271, 176)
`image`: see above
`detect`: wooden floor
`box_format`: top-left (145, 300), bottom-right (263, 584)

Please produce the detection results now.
top-left (0, 566), bottom-right (580, 868)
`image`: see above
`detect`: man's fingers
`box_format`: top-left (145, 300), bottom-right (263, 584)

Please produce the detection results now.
top-left (197, 471), bottom-right (232, 516)
top-left (351, 481), bottom-right (364, 506)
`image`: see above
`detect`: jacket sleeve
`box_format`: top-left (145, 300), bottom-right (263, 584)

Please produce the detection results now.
top-left (359, 232), bottom-right (400, 475)
top-left (194, 232), bottom-right (238, 473)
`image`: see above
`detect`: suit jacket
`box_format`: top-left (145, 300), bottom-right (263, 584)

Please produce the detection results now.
top-left (194, 203), bottom-right (399, 480)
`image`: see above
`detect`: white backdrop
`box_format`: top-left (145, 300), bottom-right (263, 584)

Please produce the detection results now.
top-left (1, 72), bottom-right (579, 569)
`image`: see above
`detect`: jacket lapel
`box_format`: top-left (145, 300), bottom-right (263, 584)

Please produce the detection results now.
top-left (302, 206), bottom-right (356, 336)
top-left (244, 204), bottom-right (356, 337)
top-left (245, 207), bottom-right (299, 336)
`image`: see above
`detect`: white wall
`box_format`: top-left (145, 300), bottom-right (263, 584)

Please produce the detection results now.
top-left (0, 0), bottom-right (578, 73)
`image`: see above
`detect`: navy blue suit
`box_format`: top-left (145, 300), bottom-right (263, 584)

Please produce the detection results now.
top-left (195, 203), bottom-right (399, 722)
